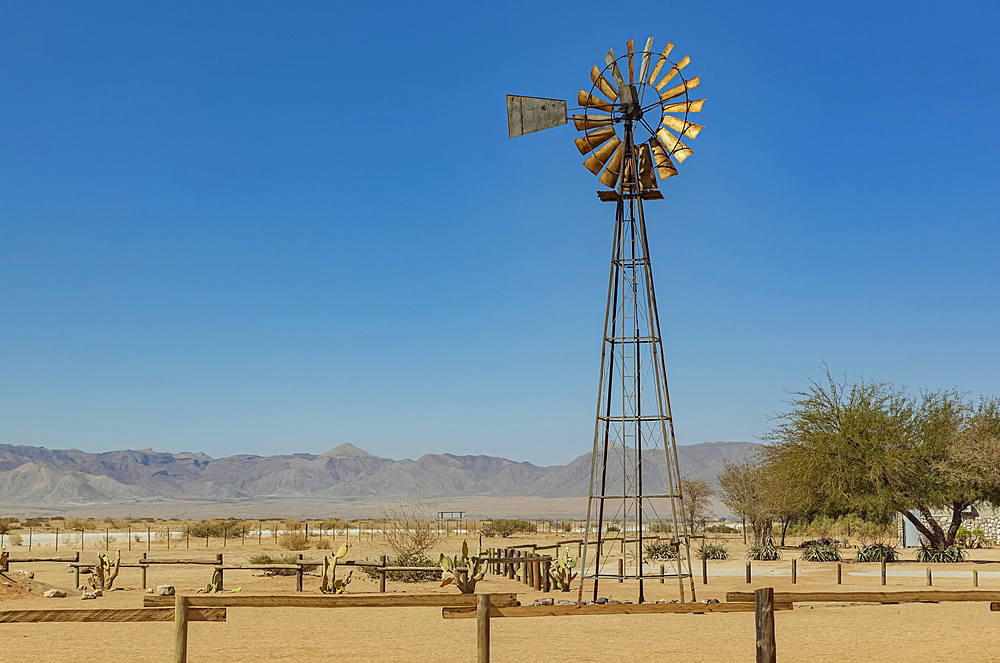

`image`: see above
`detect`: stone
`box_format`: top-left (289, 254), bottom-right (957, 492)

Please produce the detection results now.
top-left (15, 570), bottom-right (34, 579)
top-left (595, 597), bottom-right (607, 604)
top-left (705, 598), bottom-right (720, 603)
top-left (145, 588), bottom-right (154, 594)
top-left (44, 589), bottom-right (67, 598)
top-left (556, 599), bottom-right (575, 605)
top-left (81, 591), bottom-right (97, 600)
top-left (156, 584), bottom-right (175, 596)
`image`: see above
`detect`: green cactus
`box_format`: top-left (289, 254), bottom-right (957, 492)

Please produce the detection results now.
top-left (547, 547), bottom-right (578, 592)
top-left (320, 542), bottom-right (351, 594)
top-left (439, 539), bottom-right (487, 594)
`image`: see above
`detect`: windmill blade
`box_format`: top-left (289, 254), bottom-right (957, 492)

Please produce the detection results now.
top-left (605, 49), bottom-right (625, 88)
top-left (627, 38), bottom-right (634, 84)
top-left (654, 55), bottom-right (691, 91)
top-left (598, 143), bottom-right (624, 188)
top-left (578, 89), bottom-right (614, 113)
top-left (584, 136), bottom-right (622, 175)
top-left (590, 65), bottom-right (619, 102)
top-left (660, 114), bottom-right (704, 140)
top-left (639, 143), bottom-right (657, 189)
top-left (638, 37), bottom-right (654, 85)
top-left (647, 43), bottom-right (675, 85)
top-left (506, 95), bottom-right (568, 138)
top-left (574, 126), bottom-right (617, 155)
top-left (573, 114), bottom-right (614, 131)
top-left (648, 139), bottom-right (678, 180)
top-left (659, 75), bottom-right (701, 103)
top-left (655, 127), bottom-right (694, 163)
top-left (662, 99), bottom-right (706, 114)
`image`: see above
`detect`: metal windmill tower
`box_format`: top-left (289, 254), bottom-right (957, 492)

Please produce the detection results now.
top-left (506, 37), bottom-right (705, 604)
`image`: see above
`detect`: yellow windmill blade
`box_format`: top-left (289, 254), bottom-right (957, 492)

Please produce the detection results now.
top-left (648, 138), bottom-right (678, 180)
top-left (660, 114), bottom-right (703, 140)
top-left (637, 37), bottom-right (655, 85)
top-left (654, 55), bottom-right (691, 91)
top-left (638, 143), bottom-right (657, 189)
top-left (655, 127), bottom-right (694, 163)
top-left (573, 114), bottom-right (613, 131)
top-left (605, 49), bottom-right (625, 88)
top-left (598, 143), bottom-right (625, 188)
top-left (647, 42), bottom-right (674, 85)
top-left (578, 89), bottom-right (614, 113)
top-left (626, 38), bottom-right (635, 84)
top-left (659, 75), bottom-right (700, 103)
top-left (584, 137), bottom-right (622, 175)
top-left (590, 65), bottom-right (618, 102)
top-left (662, 99), bottom-right (706, 114)
top-left (574, 126), bottom-right (617, 156)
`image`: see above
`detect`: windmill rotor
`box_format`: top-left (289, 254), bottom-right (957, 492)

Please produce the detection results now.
top-left (507, 37), bottom-right (706, 192)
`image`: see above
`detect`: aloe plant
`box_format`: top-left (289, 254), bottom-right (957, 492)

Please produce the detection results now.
top-left (547, 547), bottom-right (578, 592)
top-left (439, 539), bottom-right (486, 594)
top-left (320, 542), bottom-right (352, 594)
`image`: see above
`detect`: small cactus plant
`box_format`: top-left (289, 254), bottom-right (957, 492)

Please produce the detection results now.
top-left (439, 539), bottom-right (487, 594)
top-left (320, 542), bottom-right (352, 594)
top-left (547, 547), bottom-right (578, 592)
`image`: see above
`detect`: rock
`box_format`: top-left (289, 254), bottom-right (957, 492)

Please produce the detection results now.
top-left (15, 570), bottom-right (34, 579)
top-left (145, 588), bottom-right (154, 594)
top-left (607, 599), bottom-right (622, 604)
top-left (556, 599), bottom-right (575, 605)
top-left (93, 589), bottom-right (103, 597)
top-left (595, 597), bottom-right (608, 604)
top-left (536, 598), bottom-right (553, 606)
top-left (656, 599), bottom-right (668, 604)
top-left (705, 598), bottom-right (720, 604)
top-left (156, 584), bottom-right (175, 596)
top-left (44, 589), bottom-right (67, 598)
top-left (81, 591), bottom-right (97, 600)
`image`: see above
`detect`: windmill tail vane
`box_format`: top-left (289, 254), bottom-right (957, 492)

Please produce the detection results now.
top-left (506, 36), bottom-right (706, 605)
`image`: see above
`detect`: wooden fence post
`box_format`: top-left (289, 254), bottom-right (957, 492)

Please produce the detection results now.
top-left (55, 528), bottom-right (59, 552)
top-left (174, 594), bottom-right (189, 663)
top-left (746, 561), bottom-right (752, 584)
top-left (542, 558), bottom-right (551, 592)
top-left (147, 527), bottom-right (151, 552)
top-left (754, 587), bottom-right (776, 663)
top-left (379, 555), bottom-right (387, 593)
top-left (702, 557), bottom-right (708, 585)
top-left (618, 558), bottom-right (624, 583)
top-left (127, 526), bottom-right (131, 552)
top-left (660, 564), bottom-right (665, 584)
top-left (926, 568), bottom-right (932, 586)
top-left (837, 563), bottom-right (842, 585)
top-left (881, 560), bottom-right (886, 586)
top-left (28, 526), bottom-right (32, 551)
top-left (791, 559), bottom-right (796, 584)
top-left (296, 553), bottom-right (303, 592)
top-left (166, 529), bottom-right (170, 550)
top-left (141, 552), bottom-right (147, 589)
top-left (532, 560), bottom-right (541, 591)
top-left (106, 528), bottom-right (110, 551)
top-left (477, 593), bottom-right (491, 663)
top-left (974, 570), bottom-right (979, 587)
top-left (217, 554), bottom-right (224, 590)
top-left (73, 551), bottom-right (80, 589)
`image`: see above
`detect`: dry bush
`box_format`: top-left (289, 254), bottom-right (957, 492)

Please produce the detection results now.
top-left (560, 520), bottom-right (573, 532)
top-left (380, 500), bottom-right (439, 557)
top-left (283, 519), bottom-right (303, 531)
top-left (321, 517), bottom-right (347, 531)
top-left (7, 532), bottom-right (22, 546)
top-left (314, 538), bottom-right (332, 549)
top-left (278, 531), bottom-right (309, 550)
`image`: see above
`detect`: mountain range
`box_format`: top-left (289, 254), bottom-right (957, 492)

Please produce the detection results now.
top-left (0, 441), bottom-right (760, 516)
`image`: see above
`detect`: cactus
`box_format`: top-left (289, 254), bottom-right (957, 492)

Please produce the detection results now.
top-left (89, 550), bottom-right (122, 590)
top-left (439, 539), bottom-right (487, 594)
top-left (547, 547), bottom-right (578, 592)
top-left (205, 569), bottom-right (223, 593)
top-left (320, 542), bottom-right (352, 594)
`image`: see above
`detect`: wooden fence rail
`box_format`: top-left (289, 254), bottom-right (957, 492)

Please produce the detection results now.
top-left (727, 590), bottom-right (1000, 603)
top-left (0, 607), bottom-right (226, 623)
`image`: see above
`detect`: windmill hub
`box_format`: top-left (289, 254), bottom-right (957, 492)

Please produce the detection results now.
top-left (618, 85), bottom-right (642, 121)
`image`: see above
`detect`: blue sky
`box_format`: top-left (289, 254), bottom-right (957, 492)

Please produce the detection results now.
top-left (1, 1), bottom-right (998, 465)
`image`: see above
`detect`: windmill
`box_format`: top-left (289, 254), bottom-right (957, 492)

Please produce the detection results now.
top-left (507, 37), bottom-right (705, 604)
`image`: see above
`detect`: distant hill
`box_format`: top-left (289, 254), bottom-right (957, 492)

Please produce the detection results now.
top-left (0, 441), bottom-right (761, 511)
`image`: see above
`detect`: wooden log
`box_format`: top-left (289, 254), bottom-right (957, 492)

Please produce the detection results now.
top-left (477, 593), bottom-right (490, 663)
top-left (143, 558), bottom-right (220, 565)
top-left (991, 602), bottom-right (1000, 611)
top-left (0, 607), bottom-right (225, 623)
top-left (442, 601), bottom-right (793, 619)
top-left (727, 590), bottom-right (1000, 603)
top-left (174, 596), bottom-right (188, 663)
top-left (144, 592), bottom-right (520, 608)
top-left (755, 587), bottom-right (776, 663)
top-left (215, 564), bottom-right (301, 570)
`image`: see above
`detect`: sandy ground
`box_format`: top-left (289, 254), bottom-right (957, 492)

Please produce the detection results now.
top-left (4, 534), bottom-right (1000, 662)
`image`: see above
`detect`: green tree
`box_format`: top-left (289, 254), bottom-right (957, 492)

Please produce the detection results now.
top-left (764, 370), bottom-right (1000, 550)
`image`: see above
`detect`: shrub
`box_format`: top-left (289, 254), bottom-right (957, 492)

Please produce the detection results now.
top-left (801, 543), bottom-right (841, 562)
top-left (747, 537), bottom-right (781, 561)
top-left (705, 524), bottom-right (737, 534)
top-left (853, 541), bottom-right (898, 563)
top-left (314, 539), bottom-right (332, 549)
top-left (560, 520), bottom-right (573, 533)
top-left (362, 553), bottom-right (439, 583)
top-left (479, 520), bottom-right (536, 538)
top-left (23, 518), bottom-right (44, 528)
top-left (7, 533), bottom-right (22, 546)
top-left (698, 543), bottom-right (729, 560)
top-left (247, 553), bottom-right (318, 576)
top-left (283, 519), bottom-right (303, 531)
top-left (321, 518), bottom-right (347, 531)
top-left (915, 544), bottom-right (967, 563)
top-left (644, 541), bottom-right (678, 561)
top-left (381, 501), bottom-right (439, 556)
top-left (648, 521), bottom-right (673, 534)
top-left (187, 519), bottom-right (248, 538)
top-left (278, 532), bottom-right (309, 550)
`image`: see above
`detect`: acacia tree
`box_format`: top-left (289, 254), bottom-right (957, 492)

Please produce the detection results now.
top-left (679, 478), bottom-right (715, 534)
top-left (718, 458), bottom-right (774, 547)
top-left (764, 370), bottom-right (1000, 550)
